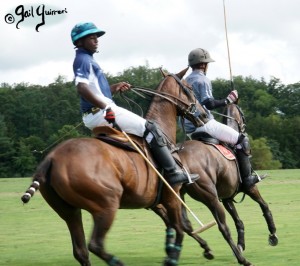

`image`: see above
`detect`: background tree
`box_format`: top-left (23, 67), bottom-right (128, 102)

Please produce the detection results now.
top-left (13, 138), bottom-right (37, 177)
top-left (108, 63), bottom-right (164, 116)
top-left (250, 137), bottom-right (282, 170)
top-left (0, 115), bottom-right (15, 177)
top-left (0, 65), bottom-right (299, 176)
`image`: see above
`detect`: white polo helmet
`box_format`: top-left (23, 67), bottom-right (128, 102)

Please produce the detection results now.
top-left (188, 48), bottom-right (215, 66)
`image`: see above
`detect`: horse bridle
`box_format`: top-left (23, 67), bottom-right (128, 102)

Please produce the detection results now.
top-left (127, 74), bottom-right (205, 127)
top-left (234, 104), bottom-right (246, 133)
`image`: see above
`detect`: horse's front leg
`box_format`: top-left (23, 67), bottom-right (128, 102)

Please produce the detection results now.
top-left (151, 205), bottom-right (176, 257)
top-left (222, 199), bottom-right (245, 252)
top-left (153, 205), bottom-right (183, 266)
top-left (247, 186), bottom-right (278, 246)
top-left (163, 225), bottom-right (184, 266)
top-left (161, 190), bottom-right (185, 266)
top-left (209, 198), bottom-right (252, 266)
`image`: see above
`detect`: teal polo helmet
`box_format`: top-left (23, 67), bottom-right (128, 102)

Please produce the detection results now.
top-left (71, 22), bottom-right (105, 45)
top-left (188, 48), bottom-right (215, 66)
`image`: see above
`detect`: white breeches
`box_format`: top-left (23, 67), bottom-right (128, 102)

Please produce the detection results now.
top-left (82, 103), bottom-right (146, 137)
top-left (191, 119), bottom-right (239, 145)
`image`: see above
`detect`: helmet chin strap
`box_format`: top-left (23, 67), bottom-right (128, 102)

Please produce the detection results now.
top-left (200, 63), bottom-right (208, 75)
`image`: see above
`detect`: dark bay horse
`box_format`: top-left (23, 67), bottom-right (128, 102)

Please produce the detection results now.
top-left (21, 68), bottom-right (208, 266)
top-left (177, 103), bottom-right (278, 266)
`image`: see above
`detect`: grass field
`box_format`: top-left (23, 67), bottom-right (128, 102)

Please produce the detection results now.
top-left (0, 169), bottom-right (299, 265)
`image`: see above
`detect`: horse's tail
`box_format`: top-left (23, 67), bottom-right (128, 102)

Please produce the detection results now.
top-left (21, 157), bottom-right (52, 204)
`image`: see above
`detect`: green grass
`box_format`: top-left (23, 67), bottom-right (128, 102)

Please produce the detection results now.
top-left (0, 169), bottom-right (299, 265)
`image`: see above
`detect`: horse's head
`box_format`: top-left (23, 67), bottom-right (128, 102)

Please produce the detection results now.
top-left (155, 68), bottom-right (209, 128)
top-left (178, 78), bottom-right (208, 127)
top-left (223, 104), bottom-right (246, 133)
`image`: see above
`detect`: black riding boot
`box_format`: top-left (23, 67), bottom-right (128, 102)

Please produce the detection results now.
top-left (236, 150), bottom-right (261, 190)
top-left (149, 143), bottom-right (199, 186)
top-left (144, 120), bottom-right (199, 186)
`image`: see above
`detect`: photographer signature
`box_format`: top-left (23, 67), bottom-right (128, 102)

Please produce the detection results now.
top-left (5, 4), bottom-right (68, 32)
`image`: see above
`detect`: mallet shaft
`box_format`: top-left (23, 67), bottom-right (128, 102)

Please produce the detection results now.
top-left (122, 130), bottom-right (203, 226)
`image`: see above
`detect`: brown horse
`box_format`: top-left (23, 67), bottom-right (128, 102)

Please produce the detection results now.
top-left (177, 103), bottom-right (278, 266)
top-left (21, 68), bottom-right (208, 266)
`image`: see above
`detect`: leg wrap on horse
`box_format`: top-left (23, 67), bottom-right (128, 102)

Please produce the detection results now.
top-left (164, 244), bottom-right (182, 266)
top-left (165, 227), bottom-right (176, 256)
top-left (144, 120), bottom-right (198, 186)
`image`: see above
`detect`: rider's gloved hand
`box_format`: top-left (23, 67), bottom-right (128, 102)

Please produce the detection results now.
top-left (104, 107), bottom-right (115, 124)
top-left (226, 90), bottom-right (238, 104)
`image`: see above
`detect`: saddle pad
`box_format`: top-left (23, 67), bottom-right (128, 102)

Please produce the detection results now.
top-left (210, 144), bottom-right (236, 160)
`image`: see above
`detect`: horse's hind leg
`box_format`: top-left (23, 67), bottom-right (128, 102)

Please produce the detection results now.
top-left (180, 199), bottom-right (214, 260)
top-left (88, 210), bottom-right (124, 266)
top-left (222, 199), bottom-right (245, 252)
top-left (39, 186), bottom-right (90, 266)
top-left (247, 186), bottom-right (278, 246)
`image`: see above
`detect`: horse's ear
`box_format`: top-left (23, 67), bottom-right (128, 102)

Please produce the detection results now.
top-left (160, 67), bottom-right (168, 78)
top-left (176, 67), bottom-right (189, 80)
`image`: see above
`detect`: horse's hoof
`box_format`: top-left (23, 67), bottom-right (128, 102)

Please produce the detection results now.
top-left (237, 244), bottom-right (244, 253)
top-left (244, 261), bottom-right (254, 266)
top-left (203, 250), bottom-right (214, 260)
top-left (269, 234), bottom-right (278, 246)
top-left (163, 257), bottom-right (178, 266)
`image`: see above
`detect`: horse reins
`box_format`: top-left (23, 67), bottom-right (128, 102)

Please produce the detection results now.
top-left (32, 121), bottom-right (84, 154)
top-left (124, 74), bottom-right (203, 149)
top-left (211, 109), bottom-right (246, 133)
top-left (121, 76), bottom-right (202, 132)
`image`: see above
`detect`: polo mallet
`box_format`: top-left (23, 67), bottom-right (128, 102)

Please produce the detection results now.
top-left (113, 122), bottom-right (216, 233)
top-left (223, 0), bottom-right (235, 91)
top-left (191, 220), bottom-right (217, 234)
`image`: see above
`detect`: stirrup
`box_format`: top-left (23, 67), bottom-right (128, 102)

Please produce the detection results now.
top-left (166, 169), bottom-right (199, 186)
top-left (253, 170), bottom-right (268, 181)
top-left (242, 172), bottom-right (267, 190)
top-left (183, 167), bottom-right (199, 184)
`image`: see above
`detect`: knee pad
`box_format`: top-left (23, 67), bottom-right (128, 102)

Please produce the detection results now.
top-left (144, 120), bottom-right (167, 147)
top-left (237, 133), bottom-right (251, 155)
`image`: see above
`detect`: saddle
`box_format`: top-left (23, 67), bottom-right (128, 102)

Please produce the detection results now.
top-left (190, 131), bottom-right (243, 196)
top-left (93, 126), bottom-right (145, 152)
top-left (190, 131), bottom-right (236, 161)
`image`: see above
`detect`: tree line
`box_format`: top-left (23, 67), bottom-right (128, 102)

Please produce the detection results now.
top-left (0, 65), bottom-right (299, 177)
